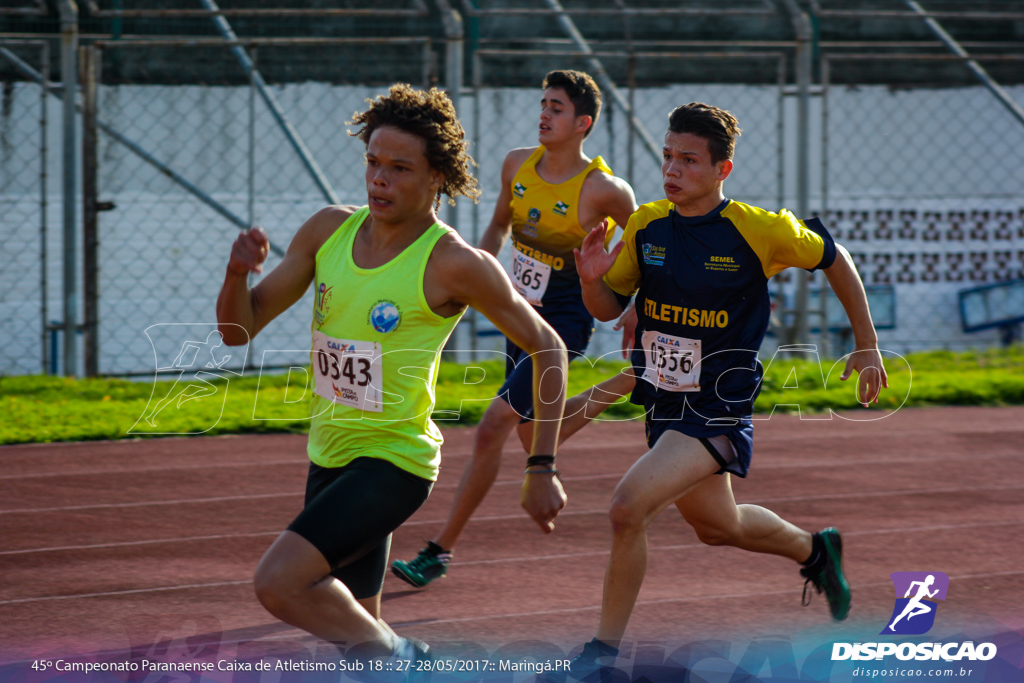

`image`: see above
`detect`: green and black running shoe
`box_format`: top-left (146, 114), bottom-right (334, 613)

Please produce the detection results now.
top-left (800, 527), bottom-right (851, 621)
top-left (567, 638), bottom-right (619, 683)
top-left (392, 542), bottom-right (452, 588)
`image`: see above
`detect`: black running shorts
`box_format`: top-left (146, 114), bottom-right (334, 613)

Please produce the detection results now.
top-left (287, 456), bottom-right (433, 599)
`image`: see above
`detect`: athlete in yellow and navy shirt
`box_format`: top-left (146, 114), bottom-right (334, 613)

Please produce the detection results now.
top-left (605, 197), bottom-right (836, 452)
top-left (392, 70), bottom-right (637, 589)
top-left (569, 102), bottom-right (889, 673)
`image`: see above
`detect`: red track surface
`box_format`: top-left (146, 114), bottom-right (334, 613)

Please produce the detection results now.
top-left (1, 407), bottom-right (1022, 661)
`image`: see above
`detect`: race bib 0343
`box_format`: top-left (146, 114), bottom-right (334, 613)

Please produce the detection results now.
top-left (311, 330), bottom-right (384, 412)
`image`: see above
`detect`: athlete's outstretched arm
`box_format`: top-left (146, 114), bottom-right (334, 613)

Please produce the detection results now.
top-left (824, 243), bottom-right (888, 406)
top-left (574, 221), bottom-right (626, 322)
top-left (477, 148), bottom-right (533, 257)
top-left (216, 207), bottom-right (351, 345)
top-left (437, 239), bottom-right (569, 532)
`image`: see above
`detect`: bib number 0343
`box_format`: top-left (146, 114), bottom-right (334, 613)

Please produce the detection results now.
top-left (641, 330), bottom-right (701, 392)
top-left (511, 250), bottom-right (552, 306)
top-left (311, 331), bottom-right (383, 412)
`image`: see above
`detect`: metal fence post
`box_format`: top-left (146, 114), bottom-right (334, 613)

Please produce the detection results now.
top-left (783, 0), bottom-right (812, 347)
top-left (81, 44), bottom-right (99, 377)
top-left (468, 50), bottom-right (482, 360)
top-left (248, 46), bottom-right (257, 228)
top-left (437, 0), bottom-right (465, 359)
top-left (40, 43), bottom-right (50, 374)
top-left (58, 0), bottom-right (79, 377)
top-left (438, 0), bottom-right (463, 237)
top-left (627, 54), bottom-right (635, 187)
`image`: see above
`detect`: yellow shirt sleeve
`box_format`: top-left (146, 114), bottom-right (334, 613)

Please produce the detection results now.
top-left (603, 211), bottom-right (643, 297)
top-left (723, 202), bottom-right (835, 279)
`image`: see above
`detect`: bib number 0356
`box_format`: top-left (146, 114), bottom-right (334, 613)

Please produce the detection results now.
top-left (311, 331), bottom-right (383, 412)
top-left (511, 250), bottom-right (552, 306)
top-left (641, 330), bottom-right (701, 392)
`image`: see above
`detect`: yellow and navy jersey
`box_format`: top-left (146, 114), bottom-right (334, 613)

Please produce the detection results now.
top-left (509, 146), bottom-right (615, 316)
top-left (605, 198), bottom-right (836, 428)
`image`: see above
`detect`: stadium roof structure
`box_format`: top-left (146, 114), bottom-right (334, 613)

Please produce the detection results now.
top-left (0, 0), bottom-right (1022, 86)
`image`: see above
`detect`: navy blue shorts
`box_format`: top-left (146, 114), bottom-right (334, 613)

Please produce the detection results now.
top-left (287, 457), bottom-right (433, 599)
top-left (497, 311), bottom-right (594, 421)
top-left (644, 419), bottom-right (754, 478)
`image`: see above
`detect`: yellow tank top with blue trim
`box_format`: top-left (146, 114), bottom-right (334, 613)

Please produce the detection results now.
top-left (509, 146), bottom-right (614, 312)
top-left (307, 207), bottom-right (463, 481)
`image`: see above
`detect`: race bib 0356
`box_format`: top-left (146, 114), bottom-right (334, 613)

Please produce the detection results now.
top-left (641, 330), bottom-right (701, 392)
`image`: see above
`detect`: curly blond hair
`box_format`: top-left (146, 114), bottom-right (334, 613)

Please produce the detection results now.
top-left (349, 83), bottom-right (480, 207)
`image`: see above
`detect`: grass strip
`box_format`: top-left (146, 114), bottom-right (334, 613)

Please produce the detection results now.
top-left (2, 347), bottom-right (1022, 445)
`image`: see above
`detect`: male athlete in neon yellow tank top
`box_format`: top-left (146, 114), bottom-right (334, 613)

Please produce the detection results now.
top-left (393, 70), bottom-right (639, 589)
top-left (216, 85), bottom-right (569, 663)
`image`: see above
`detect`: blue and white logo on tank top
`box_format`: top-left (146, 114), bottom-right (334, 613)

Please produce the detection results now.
top-left (369, 299), bottom-right (402, 333)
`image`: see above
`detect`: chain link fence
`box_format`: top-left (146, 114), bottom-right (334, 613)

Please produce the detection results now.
top-left (0, 41), bottom-right (50, 376)
top-left (819, 54), bottom-right (1024, 354)
top-left (4, 4), bottom-right (1024, 377)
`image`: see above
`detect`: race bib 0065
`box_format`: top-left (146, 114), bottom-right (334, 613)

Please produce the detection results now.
top-left (512, 249), bottom-right (552, 306)
top-left (641, 330), bottom-right (701, 392)
top-left (311, 330), bottom-right (383, 412)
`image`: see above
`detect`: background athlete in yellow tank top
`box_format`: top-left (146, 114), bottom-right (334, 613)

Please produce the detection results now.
top-left (215, 85), bottom-right (569, 663)
top-left (392, 70), bottom-right (639, 590)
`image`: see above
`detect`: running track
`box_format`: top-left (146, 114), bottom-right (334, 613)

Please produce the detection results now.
top-left (1, 407), bottom-right (1022, 662)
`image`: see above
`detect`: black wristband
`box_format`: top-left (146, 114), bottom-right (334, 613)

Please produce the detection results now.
top-left (526, 454), bottom-right (555, 467)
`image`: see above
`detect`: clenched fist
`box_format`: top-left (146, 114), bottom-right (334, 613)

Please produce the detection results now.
top-left (227, 227), bottom-right (270, 276)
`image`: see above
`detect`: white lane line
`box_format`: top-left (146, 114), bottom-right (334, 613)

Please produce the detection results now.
top-left (0, 531), bottom-right (281, 556)
top-left (389, 570), bottom-right (1024, 627)
top-left (0, 580), bottom-right (251, 606)
top-left (753, 483), bottom-right (1024, 504)
top-left (452, 519), bottom-right (1024, 566)
top-left (3, 518), bottom-right (1020, 608)
top-left (3, 482), bottom-right (1023, 517)
top-left (7, 517), bottom-right (1020, 558)
top-left (0, 630), bottom-right (318, 668)
top-left (0, 492), bottom-right (301, 514)
top-left (4, 450), bottom-right (1019, 482)
top-left (0, 460), bottom-right (305, 481)
top-left (6, 568), bottom-right (1021, 610)
top-left (0, 433), bottom-right (302, 455)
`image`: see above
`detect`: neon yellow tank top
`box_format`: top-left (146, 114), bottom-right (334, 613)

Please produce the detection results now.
top-left (306, 207), bottom-right (463, 481)
top-left (508, 146), bottom-right (614, 309)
